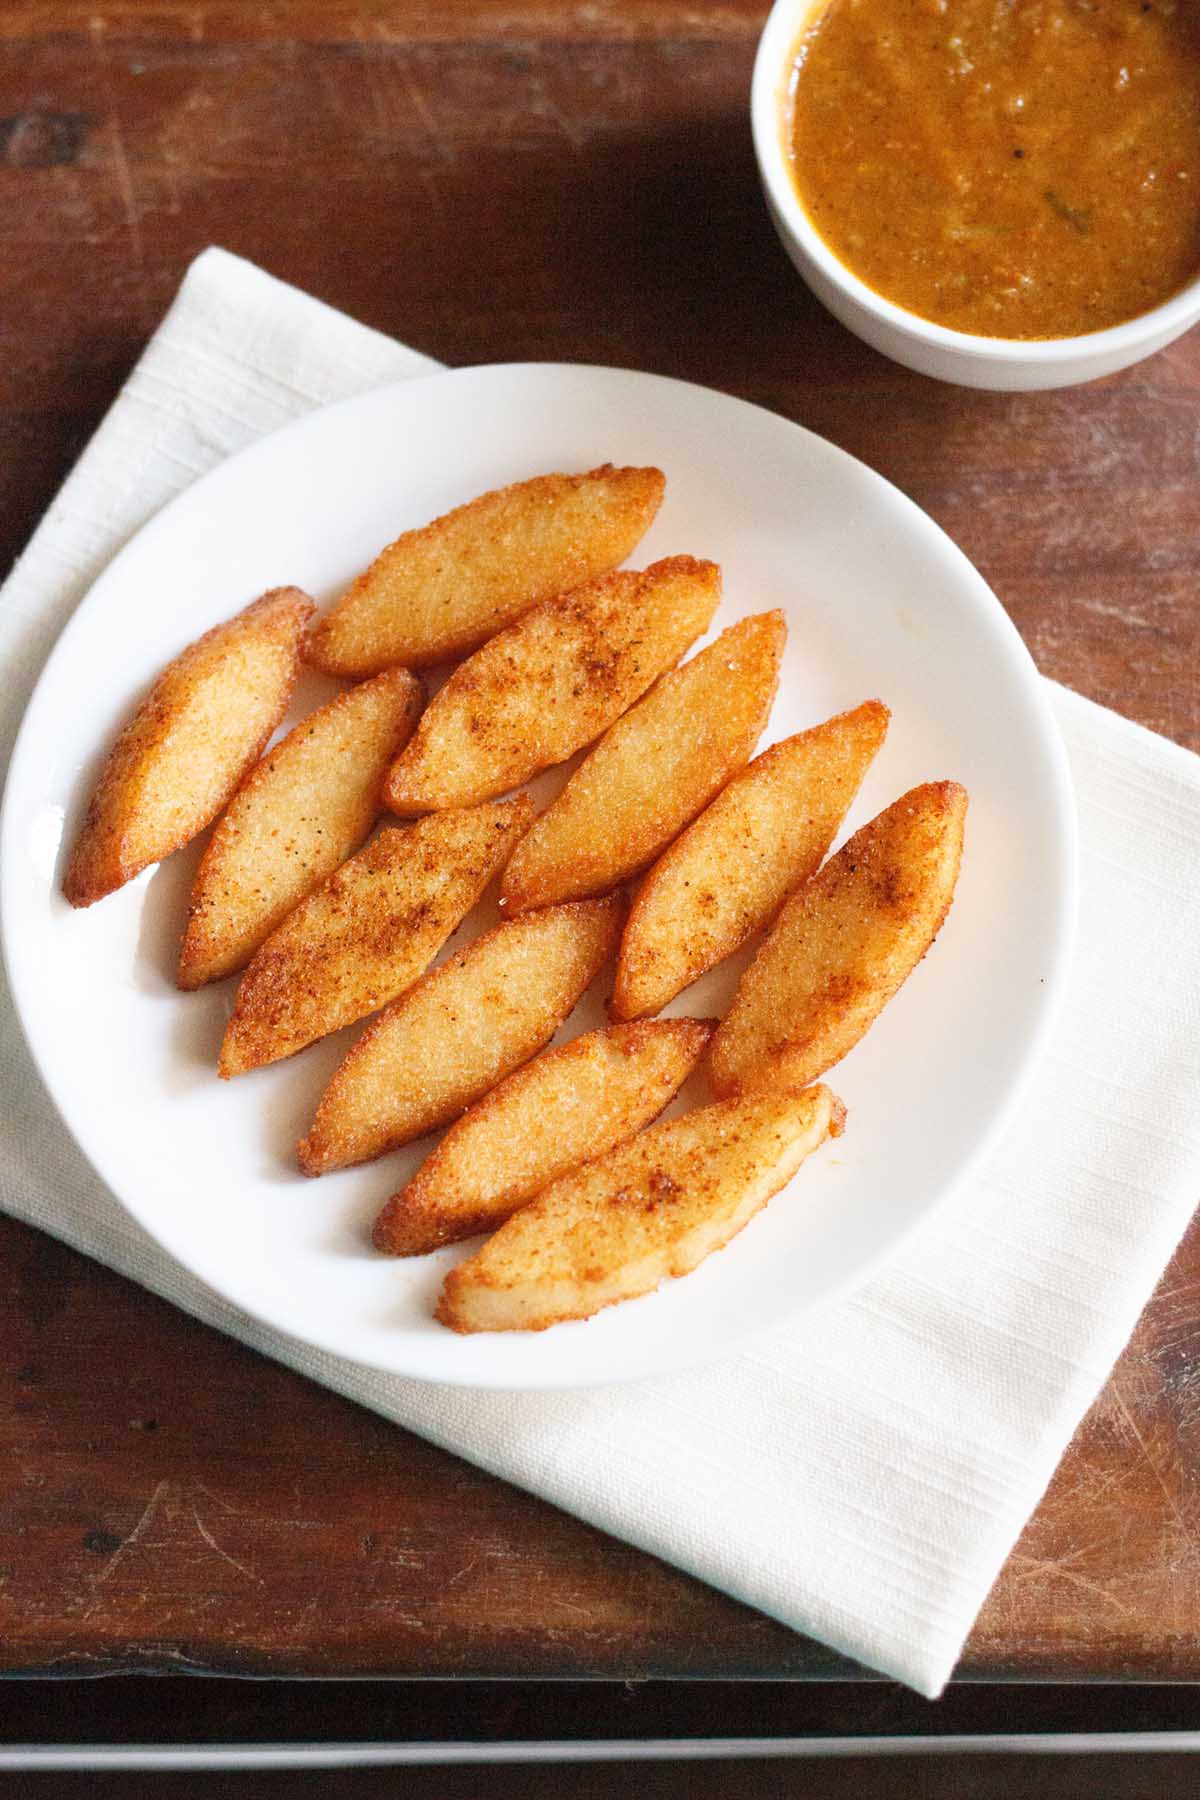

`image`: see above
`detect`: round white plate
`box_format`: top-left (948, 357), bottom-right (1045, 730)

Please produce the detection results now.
top-left (1, 363), bottom-right (1076, 1389)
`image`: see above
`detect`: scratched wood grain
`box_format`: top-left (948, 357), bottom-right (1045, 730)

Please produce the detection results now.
top-left (2, 0), bottom-right (1198, 1679)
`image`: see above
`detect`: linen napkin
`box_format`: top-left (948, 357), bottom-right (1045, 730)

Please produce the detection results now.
top-left (4, 248), bottom-right (1200, 1699)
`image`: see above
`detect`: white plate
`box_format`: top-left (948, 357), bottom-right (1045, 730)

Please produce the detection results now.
top-left (1, 363), bottom-right (1076, 1389)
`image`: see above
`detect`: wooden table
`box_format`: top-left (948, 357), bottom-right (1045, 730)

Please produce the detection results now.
top-left (3, 0), bottom-right (1199, 1694)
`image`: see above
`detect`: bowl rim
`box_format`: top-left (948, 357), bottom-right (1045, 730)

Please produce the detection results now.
top-left (751, 0), bottom-right (1200, 365)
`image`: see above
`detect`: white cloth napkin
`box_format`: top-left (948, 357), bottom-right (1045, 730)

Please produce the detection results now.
top-left (4, 248), bottom-right (1200, 1698)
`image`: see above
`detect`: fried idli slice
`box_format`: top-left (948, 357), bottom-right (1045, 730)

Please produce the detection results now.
top-left (613, 700), bottom-right (890, 1019)
top-left (218, 795), bottom-right (532, 1078)
top-left (383, 556), bottom-right (720, 813)
top-left (436, 1082), bottom-right (844, 1334)
top-left (709, 781), bottom-right (967, 1098)
top-left (304, 464), bottom-right (665, 676)
top-left (499, 611), bottom-right (786, 914)
top-left (63, 586), bottom-right (314, 908)
top-left (179, 667), bottom-right (425, 988)
top-left (298, 894), bottom-right (623, 1176)
top-left (373, 1017), bottom-right (713, 1255)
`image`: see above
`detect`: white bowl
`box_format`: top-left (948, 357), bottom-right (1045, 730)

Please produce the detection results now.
top-left (751, 0), bottom-right (1200, 391)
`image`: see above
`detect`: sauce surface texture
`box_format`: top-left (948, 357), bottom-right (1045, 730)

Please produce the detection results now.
top-left (787, 0), bottom-right (1200, 339)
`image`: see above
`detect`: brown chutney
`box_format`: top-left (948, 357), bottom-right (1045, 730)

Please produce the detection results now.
top-left (786, 0), bottom-right (1200, 340)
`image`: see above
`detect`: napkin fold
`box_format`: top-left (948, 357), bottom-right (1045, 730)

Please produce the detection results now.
top-left (4, 248), bottom-right (1200, 1697)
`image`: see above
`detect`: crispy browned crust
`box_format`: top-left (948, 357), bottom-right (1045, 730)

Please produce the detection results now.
top-left (372, 1017), bottom-right (714, 1255)
top-left (178, 667), bottom-right (425, 989)
top-left (303, 465), bottom-right (666, 676)
top-left (63, 587), bottom-right (314, 908)
top-left (498, 611), bottom-right (787, 914)
top-left (382, 556), bottom-right (721, 814)
top-left (297, 893), bottom-right (624, 1177)
top-left (708, 781), bottom-right (967, 1099)
top-left (612, 700), bottom-right (890, 1019)
top-left (435, 1082), bottom-right (843, 1334)
top-left (217, 794), bottom-right (532, 1078)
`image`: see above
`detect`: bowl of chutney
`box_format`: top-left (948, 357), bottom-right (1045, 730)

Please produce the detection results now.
top-left (752, 0), bottom-right (1200, 388)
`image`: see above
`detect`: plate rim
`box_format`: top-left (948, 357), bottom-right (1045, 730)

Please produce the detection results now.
top-left (0, 359), bottom-right (1078, 1389)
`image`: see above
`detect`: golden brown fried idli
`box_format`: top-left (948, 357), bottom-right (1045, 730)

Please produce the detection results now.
top-left (709, 781), bottom-right (967, 1097)
top-left (499, 611), bottom-right (786, 914)
top-left (436, 1083), bottom-right (844, 1334)
top-left (304, 465), bottom-right (665, 676)
top-left (298, 894), bottom-right (623, 1176)
top-left (218, 795), bottom-right (531, 1077)
top-left (383, 556), bottom-right (720, 813)
top-left (179, 667), bottom-right (424, 988)
top-left (613, 700), bottom-right (890, 1019)
top-left (63, 587), bottom-right (314, 908)
top-left (373, 1017), bottom-right (713, 1255)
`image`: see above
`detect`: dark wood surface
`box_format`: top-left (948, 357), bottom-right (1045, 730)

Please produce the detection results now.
top-left (3, 0), bottom-right (1200, 1687)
